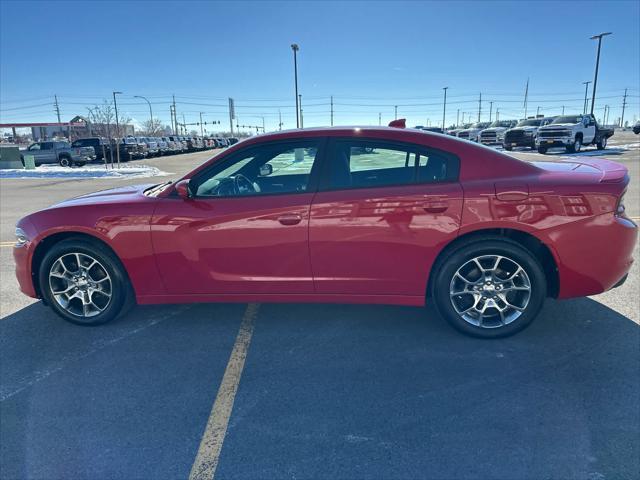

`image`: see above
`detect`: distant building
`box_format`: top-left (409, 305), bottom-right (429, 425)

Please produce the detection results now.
top-left (31, 116), bottom-right (134, 140)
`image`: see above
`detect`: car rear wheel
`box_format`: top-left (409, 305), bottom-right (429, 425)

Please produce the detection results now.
top-left (39, 239), bottom-right (131, 325)
top-left (432, 239), bottom-right (546, 338)
top-left (59, 156), bottom-right (71, 167)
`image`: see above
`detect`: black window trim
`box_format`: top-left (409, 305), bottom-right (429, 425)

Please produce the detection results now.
top-left (317, 137), bottom-right (460, 193)
top-left (183, 137), bottom-right (329, 200)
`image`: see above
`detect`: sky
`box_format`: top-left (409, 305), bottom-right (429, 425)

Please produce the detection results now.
top-left (1, 0), bottom-right (639, 134)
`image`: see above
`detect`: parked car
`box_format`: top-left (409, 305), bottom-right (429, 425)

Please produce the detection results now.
top-left (536, 114), bottom-right (614, 154)
top-left (214, 137), bottom-right (228, 148)
top-left (168, 136), bottom-right (185, 153)
top-left (138, 137), bottom-right (159, 157)
top-left (503, 117), bottom-right (556, 151)
top-left (20, 140), bottom-right (94, 167)
top-left (226, 137), bottom-right (239, 146)
top-left (71, 137), bottom-right (110, 162)
top-left (416, 127), bottom-right (444, 134)
top-left (446, 124), bottom-right (471, 137)
top-left (457, 122), bottom-right (491, 142)
top-left (112, 137), bottom-right (146, 161)
top-left (479, 120), bottom-right (518, 145)
top-left (13, 125), bottom-right (636, 338)
top-left (633, 121), bottom-right (640, 134)
top-left (155, 137), bottom-right (169, 155)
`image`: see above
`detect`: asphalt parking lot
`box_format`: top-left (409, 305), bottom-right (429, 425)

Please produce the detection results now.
top-left (1, 133), bottom-right (639, 479)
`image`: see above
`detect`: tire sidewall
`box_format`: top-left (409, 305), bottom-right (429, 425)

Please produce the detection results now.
top-left (39, 240), bottom-right (128, 325)
top-left (59, 156), bottom-right (71, 167)
top-left (433, 240), bottom-right (547, 338)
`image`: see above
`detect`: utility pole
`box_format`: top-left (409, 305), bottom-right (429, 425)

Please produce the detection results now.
top-left (496, 108), bottom-right (500, 121)
top-left (330, 95), bottom-right (334, 126)
top-left (621, 88), bottom-right (628, 127)
top-left (536, 106), bottom-right (541, 116)
top-left (562, 105), bottom-right (565, 115)
top-left (523, 78), bottom-right (529, 118)
top-left (199, 112), bottom-right (204, 137)
top-left (477, 92), bottom-right (482, 122)
top-left (182, 114), bottom-right (186, 135)
top-left (489, 101), bottom-right (493, 122)
top-left (582, 81), bottom-right (591, 114)
top-left (442, 87), bottom-right (448, 131)
top-left (228, 98), bottom-right (235, 135)
top-left (378, 112), bottom-right (381, 126)
top-left (172, 95), bottom-right (178, 134)
top-left (278, 109), bottom-right (283, 130)
top-left (291, 43), bottom-right (300, 128)
top-left (456, 109), bottom-right (460, 127)
top-left (169, 105), bottom-right (175, 134)
top-left (54, 95), bottom-right (62, 123)
top-left (589, 32), bottom-right (612, 115)
top-left (394, 105), bottom-right (398, 120)
top-left (298, 94), bottom-right (303, 128)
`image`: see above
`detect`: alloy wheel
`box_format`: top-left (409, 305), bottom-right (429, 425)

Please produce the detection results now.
top-left (449, 255), bottom-right (532, 328)
top-left (48, 252), bottom-right (112, 317)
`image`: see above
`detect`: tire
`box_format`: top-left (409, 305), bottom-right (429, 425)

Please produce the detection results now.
top-left (597, 136), bottom-right (607, 150)
top-left (38, 238), bottom-right (132, 326)
top-left (504, 145), bottom-right (513, 151)
top-left (59, 155), bottom-right (72, 167)
top-left (431, 238), bottom-right (547, 338)
top-left (537, 146), bottom-right (547, 154)
top-left (566, 137), bottom-right (581, 153)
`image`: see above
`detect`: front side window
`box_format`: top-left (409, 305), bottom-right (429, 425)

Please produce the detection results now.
top-left (28, 143), bottom-right (41, 151)
top-left (40, 142), bottom-right (54, 150)
top-left (192, 140), bottom-right (320, 198)
top-left (324, 139), bottom-right (457, 190)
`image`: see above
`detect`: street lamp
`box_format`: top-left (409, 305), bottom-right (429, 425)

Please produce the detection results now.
top-left (291, 43), bottom-right (300, 128)
top-left (442, 87), bottom-right (448, 131)
top-left (589, 32), bottom-right (612, 115)
top-left (134, 95), bottom-right (154, 134)
top-left (112, 91), bottom-right (123, 168)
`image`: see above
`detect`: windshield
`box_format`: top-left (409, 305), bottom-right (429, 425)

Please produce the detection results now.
top-left (472, 122), bottom-right (491, 128)
top-left (489, 120), bottom-right (514, 128)
top-left (552, 115), bottom-right (582, 124)
top-left (124, 138), bottom-right (136, 144)
top-left (516, 119), bottom-right (542, 127)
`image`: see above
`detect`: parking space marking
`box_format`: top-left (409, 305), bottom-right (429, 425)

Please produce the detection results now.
top-left (189, 303), bottom-right (260, 480)
top-left (0, 242), bottom-right (15, 248)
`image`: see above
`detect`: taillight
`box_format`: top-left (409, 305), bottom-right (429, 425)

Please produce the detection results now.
top-left (616, 192), bottom-right (626, 217)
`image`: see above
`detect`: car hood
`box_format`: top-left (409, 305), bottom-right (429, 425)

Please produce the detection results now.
top-left (541, 123), bottom-right (576, 128)
top-left (49, 184), bottom-right (156, 209)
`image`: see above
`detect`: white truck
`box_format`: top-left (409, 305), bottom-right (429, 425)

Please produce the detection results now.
top-left (535, 114), bottom-right (614, 154)
top-left (479, 120), bottom-right (518, 145)
top-left (457, 121), bottom-right (491, 142)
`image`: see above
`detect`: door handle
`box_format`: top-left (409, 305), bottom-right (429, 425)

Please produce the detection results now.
top-left (277, 214), bottom-right (303, 226)
top-left (422, 202), bottom-right (448, 214)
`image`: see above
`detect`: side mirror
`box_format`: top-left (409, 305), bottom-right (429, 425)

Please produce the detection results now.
top-left (175, 179), bottom-right (192, 199)
top-left (259, 163), bottom-right (273, 176)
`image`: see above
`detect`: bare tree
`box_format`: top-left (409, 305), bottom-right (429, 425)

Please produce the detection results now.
top-left (141, 118), bottom-right (166, 136)
top-left (86, 101), bottom-right (131, 138)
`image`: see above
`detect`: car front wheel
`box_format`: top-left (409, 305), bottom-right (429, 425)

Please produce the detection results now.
top-left (432, 239), bottom-right (546, 338)
top-left (39, 239), bottom-right (132, 325)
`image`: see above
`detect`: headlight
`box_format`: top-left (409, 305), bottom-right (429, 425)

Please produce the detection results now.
top-left (15, 227), bottom-right (29, 247)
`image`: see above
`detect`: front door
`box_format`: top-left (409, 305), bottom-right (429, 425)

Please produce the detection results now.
top-left (151, 139), bottom-right (324, 295)
top-left (309, 138), bottom-right (463, 297)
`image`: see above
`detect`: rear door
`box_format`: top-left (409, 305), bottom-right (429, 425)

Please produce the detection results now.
top-left (309, 138), bottom-right (463, 297)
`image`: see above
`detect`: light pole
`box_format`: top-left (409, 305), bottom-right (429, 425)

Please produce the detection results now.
top-left (442, 87), bottom-right (448, 131)
top-left (291, 43), bottom-right (300, 128)
top-left (134, 95), bottom-right (154, 134)
top-left (589, 32), bottom-right (612, 116)
top-left (394, 105), bottom-right (398, 120)
top-left (199, 112), bottom-right (205, 137)
top-left (582, 81), bottom-right (591, 114)
top-left (112, 91), bottom-right (122, 168)
top-left (489, 101), bottom-right (493, 122)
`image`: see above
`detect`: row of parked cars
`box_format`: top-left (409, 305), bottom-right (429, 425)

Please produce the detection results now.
top-left (71, 135), bottom-right (240, 164)
top-left (439, 114), bottom-right (615, 154)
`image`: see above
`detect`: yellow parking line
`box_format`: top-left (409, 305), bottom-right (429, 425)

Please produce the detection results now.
top-left (189, 303), bottom-right (260, 480)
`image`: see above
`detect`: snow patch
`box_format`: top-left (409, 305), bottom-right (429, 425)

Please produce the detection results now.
top-left (0, 164), bottom-right (171, 179)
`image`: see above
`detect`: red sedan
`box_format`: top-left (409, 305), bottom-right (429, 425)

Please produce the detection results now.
top-left (13, 125), bottom-right (637, 337)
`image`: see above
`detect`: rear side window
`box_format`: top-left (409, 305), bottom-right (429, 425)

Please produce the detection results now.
top-left (322, 139), bottom-right (458, 191)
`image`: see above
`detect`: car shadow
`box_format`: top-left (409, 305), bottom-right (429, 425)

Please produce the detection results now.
top-left (1, 297), bottom-right (638, 479)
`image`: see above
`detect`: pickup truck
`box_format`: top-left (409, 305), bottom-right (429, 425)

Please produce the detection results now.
top-left (479, 120), bottom-right (518, 145)
top-left (71, 137), bottom-right (110, 162)
top-left (457, 122), bottom-right (491, 142)
top-left (535, 114), bottom-right (614, 154)
top-left (20, 141), bottom-right (95, 167)
top-left (503, 117), bottom-right (556, 150)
